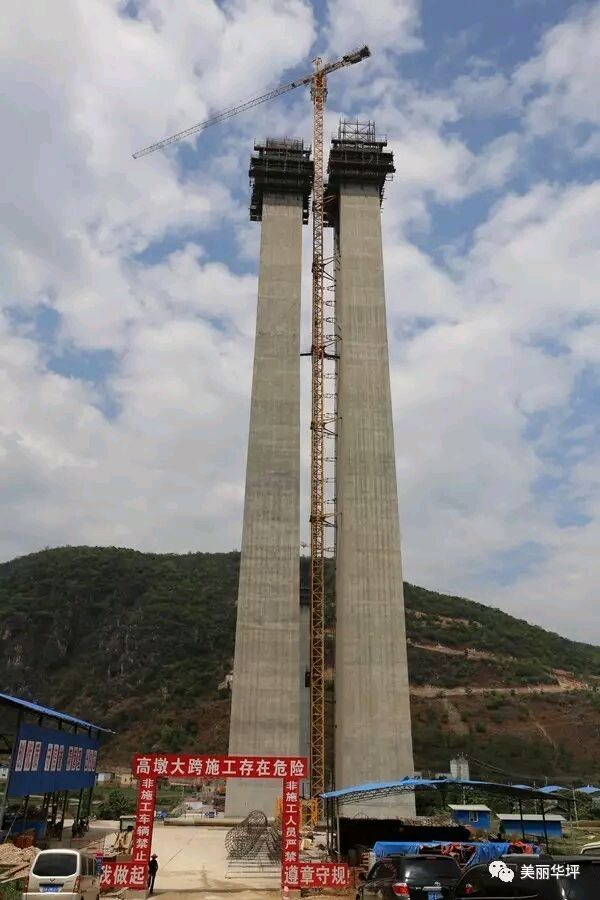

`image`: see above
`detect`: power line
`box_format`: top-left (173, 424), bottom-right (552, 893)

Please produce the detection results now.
top-left (466, 754), bottom-right (600, 785)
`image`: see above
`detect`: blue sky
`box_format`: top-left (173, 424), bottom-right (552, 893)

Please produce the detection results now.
top-left (1, 0), bottom-right (599, 642)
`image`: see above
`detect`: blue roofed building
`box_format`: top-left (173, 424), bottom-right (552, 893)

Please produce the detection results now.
top-left (448, 804), bottom-right (492, 831)
top-left (497, 813), bottom-right (565, 838)
top-left (0, 691), bottom-right (112, 842)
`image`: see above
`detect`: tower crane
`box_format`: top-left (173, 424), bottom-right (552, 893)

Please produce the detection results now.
top-left (133, 45), bottom-right (371, 813)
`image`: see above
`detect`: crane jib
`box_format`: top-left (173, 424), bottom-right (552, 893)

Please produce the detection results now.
top-left (131, 46), bottom-right (369, 159)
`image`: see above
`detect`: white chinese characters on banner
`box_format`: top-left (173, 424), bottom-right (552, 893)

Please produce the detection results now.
top-left (100, 863), bottom-right (146, 890)
top-left (14, 741), bottom-right (27, 772)
top-left (282, 863), bottom-right (349, 889)
top-left (132, 754), bottom-right (307, 781)
top-left (282, 778), bottom-right (299, 866)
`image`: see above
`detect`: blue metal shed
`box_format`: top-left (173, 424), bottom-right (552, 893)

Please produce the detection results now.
top-left (497, 813), bottom-right (565, 838)
top-left (448, 804), bottom-right (492, 830)
top-left (0, 692), bottom-right (113, 733)
top-left (0, 691), bottom-right (113, 839)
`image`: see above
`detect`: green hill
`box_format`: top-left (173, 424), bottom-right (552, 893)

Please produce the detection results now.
top-left (1, 546), bottom-right (600, 781)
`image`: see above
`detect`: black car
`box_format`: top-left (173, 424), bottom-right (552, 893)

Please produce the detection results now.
top-left (357, 854), bottom-right (462, 899)
top-left (450, 854), bottom-right (600, 898)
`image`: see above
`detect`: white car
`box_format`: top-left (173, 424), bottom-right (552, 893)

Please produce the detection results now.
top-left (581, 840), bottom-right (600, 856)
top-left (24, 850), bottom-right (99, 900)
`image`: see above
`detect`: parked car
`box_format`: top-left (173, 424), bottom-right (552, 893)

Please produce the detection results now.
top-left (24, 849), bottom-right (99, 900)
top-left (450, 854), bottom-right (600, 898)
top-left (580, 840), bottom-right (600, 855)
top-left (357, 854), bottom-right (462, 899)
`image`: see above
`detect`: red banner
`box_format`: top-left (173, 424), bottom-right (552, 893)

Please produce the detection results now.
top-left (101, 776), bottom-right (157, 891)
top-left (132, 777), bottom-right (157, 864)
top-left (132, 754), bottom-right (307, 780)
top-left (100, 863), bottom-right (147, 890)
top-left (282, 862), bottom-right (350, 889)
top-left (282, 778), bottom-right (300, 865)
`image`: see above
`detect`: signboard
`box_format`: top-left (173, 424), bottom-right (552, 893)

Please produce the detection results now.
top-left (8, 722), bottom-right (99, 796)
top-left (100, 753), bottom-right (349, 893)
top-left (131, 777), bottom-right (157, 867)
top-left (132, 753), bottom-right (307, 780)
top-left (282, 862), bottom-right (349, 889)
top-left (281, 778), bottom-right (300, 867)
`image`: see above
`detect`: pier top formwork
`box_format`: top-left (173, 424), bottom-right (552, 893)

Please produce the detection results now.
top-left (249, 138), bottom-right (313, 223)
top-left (325, 120), bottom-right (394, 228)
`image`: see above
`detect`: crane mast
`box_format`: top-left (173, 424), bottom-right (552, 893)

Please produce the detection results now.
top-left (132, 45), bottom-right (371, 814)
top-left (308, 44), bottom-right (370, 813)
top-left (308, 57), bottom-right (327, 811)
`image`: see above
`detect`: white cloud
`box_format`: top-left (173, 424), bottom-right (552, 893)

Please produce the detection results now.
top-left (568, 324), bottom-right (600, 365)
top-left (384, 242), bottom-right (462, 324)
top-left (0, 0), bottom-right (316, 337)
top-left (452, 72), bottom-right (516, 116)
top-left (2, 0), bottom-right (600, 649)
top-left (325, 0), bottom-right (421, 57)
top-left (0, 0), bottom-right (315, 552)
top-left (391, 129), bottom-right (473, 202)
top-left (389, 177), bottom-right (600, 641)
top-left (514, 3), bottom-right (600, 135)
top-left (466, 134), bottom-right (520, 193)
top-left (464, 182), bottom-right (600, 330)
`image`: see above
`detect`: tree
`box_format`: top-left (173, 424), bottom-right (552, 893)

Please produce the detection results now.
top-left (97, 789), bottom-right (132, 819)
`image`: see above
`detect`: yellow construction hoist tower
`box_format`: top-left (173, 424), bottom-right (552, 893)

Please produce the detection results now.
top-left (134, 45), bottom-right (371, 815)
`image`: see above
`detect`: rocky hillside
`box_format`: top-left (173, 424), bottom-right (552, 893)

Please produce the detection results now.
top-left (1, 546), bottom-right (600, 782)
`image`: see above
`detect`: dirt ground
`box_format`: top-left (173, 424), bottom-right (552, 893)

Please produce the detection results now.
top-left (107, 823), bottom-right (353, 899)
top-left (148, 892), bottom-right (280, 899)
top-left (142, 824), bottom-right (279, 894)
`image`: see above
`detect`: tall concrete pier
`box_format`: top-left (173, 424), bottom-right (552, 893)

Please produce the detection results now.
top-left (327, 122), bottom-right (415, 816)
top-left (226, 140), bottom-right (313, 817)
